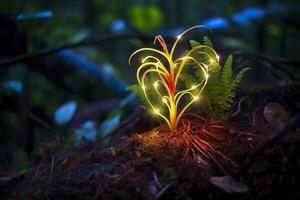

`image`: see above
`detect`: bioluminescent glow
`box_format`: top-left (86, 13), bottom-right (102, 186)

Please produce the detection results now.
top-left (129, 25), bottom-right (219, 131)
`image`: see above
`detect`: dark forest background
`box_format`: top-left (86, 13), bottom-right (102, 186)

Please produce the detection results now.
top-left (0, 0), bottom-right (299, 172)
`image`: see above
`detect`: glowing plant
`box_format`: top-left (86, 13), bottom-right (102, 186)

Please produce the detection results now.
top-left (129, 25), bottom-right (219, 131)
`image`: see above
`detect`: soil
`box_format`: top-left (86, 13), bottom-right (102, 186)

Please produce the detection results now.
top-left (1, 85), bottom-right (300, 200)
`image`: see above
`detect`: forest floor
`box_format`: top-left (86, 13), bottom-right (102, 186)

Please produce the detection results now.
top-left (1, 85), bottom-right (300, 200)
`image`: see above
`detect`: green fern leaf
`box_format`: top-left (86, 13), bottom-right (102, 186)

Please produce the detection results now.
top-left (200, 53), bottom-right (249, 119)
top-left (221, 55), bottom-right (233, 86)
top-left (179, 72), bottom-right (198, 88)
top-left (188, 37), bottom-right (249, 120)
top-left (189, 40), bottom-right (201, 48)
top-left (190, 37), bottom-right (219, 76)
top-left (232, 67), bottom-right (251, 90)
top-left (203, 36), bottom-right (213, 48)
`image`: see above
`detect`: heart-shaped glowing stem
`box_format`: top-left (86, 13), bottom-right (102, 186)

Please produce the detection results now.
top-left (129, 25), bottom-right (219, 131)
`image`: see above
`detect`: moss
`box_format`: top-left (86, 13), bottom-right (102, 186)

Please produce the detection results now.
top-left (161, 167), bottom-right (178, 183)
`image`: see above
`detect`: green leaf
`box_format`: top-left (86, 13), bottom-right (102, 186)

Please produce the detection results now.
top-left (200, 53), bottom-right (250, 120)
top-left (190, 40), bottom-right (201, 48)
top-left (106, 108), bottom-right (122, 119)
top-left (192, 36), bottom-right (219, 72)
top-left (126, 84), bottom-right (145, 102)
top-left (126, 83), bottom-right (159, 110)
top-left (129, 6), bottom-right (164, 32)
top-left (221, 55), bottom-right (233, 86)
top-left (232, 67), bottom-right (250, 90)
top-left (203, 36), bottom-right (213, 48)
top-left (179, 72), bottom-right (198, 88)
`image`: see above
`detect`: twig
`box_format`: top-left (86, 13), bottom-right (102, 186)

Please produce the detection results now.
top-left (48, 155), bottom-right (55, 184)
top-left (230, 97), bottom-right (246, 118)
top-left (252, 107), bottom-right (260, 127)
top-left (28, 111), bottom-right (51, 129)
top-left (153, 171), bottom-right (162, 189)
top-left (0, 33), bottom-right (170, 67)
top-left (235, 114), bottom-right (300, 175)
top-left (155, 183), bottom-right (172, 199)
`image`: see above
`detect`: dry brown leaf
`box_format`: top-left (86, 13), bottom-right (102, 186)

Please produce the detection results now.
top-left (209, 176), bottom-right (248, 193)
top-left (263, 103), bottom-right (288, 127)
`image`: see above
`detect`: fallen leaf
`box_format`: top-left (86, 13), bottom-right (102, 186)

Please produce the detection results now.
top-left (209, 176), bottom-right (248, 193)
top-left (110, 147), bottom-right (116, 157)
top-left (54, 101), bottom-right (77, 125)
top-left (100, 112), bottom-right (121, 137)
top-left (263, 103), bottom-right (288, 127)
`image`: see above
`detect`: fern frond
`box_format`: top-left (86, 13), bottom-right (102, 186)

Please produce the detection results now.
top-left (203, 36), bottom-right (213, 48)
top-left (232, 67), bottom-right (251, 90)
top-left (189, 40), bottom-right (201, 48)
top-left (179, 72), bottom-right (198, 88)
top-left (187, 37), bottom-right (249, 120)
top-left (221, 55), bottom-right (233, 87)
top-left (200, 54), bottom-right (249, 119)
top-left (190, 37), bottom-right (219, 77)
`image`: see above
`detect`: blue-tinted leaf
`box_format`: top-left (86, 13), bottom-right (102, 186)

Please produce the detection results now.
top-left (74, 121), bottom-right (97, 144)
top-left (202, 17), bottom-right (229, 29)
top-left (54, 101), bottom-right (77, 125)
top-left (16, 10), bottom-right (53, 20)
top-left (111, 19), bottom-right (126, 32)
top-left (233, 8), bottom-right (265, 26)
top-left (100, 112), bottom-right (121, 137)
top-left (2, 80), bottom-right (23, 93)
top-left (118, 92), bottom-right (137, 107)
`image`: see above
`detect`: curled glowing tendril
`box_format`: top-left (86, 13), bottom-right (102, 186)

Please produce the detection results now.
top-left (129, 25), bottom-right (219, 131)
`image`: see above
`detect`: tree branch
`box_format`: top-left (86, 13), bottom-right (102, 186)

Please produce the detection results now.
top-left (235, 114), bottom-right (300, 176)
top-left (233, 51), bottom-right (300, 81)
top-left (0, 33), bottom-right (157, 67)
